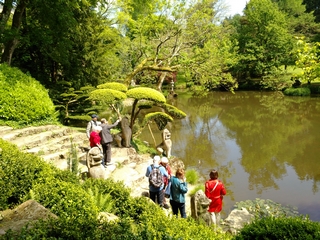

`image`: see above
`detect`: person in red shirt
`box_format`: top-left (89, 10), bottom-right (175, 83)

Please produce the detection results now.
top-left (205, 169), bottom-right (226, 228)
top-left (89, 126), bottom-right (102, 149)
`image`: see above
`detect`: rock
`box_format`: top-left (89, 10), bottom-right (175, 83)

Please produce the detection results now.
top-left (190, 190), bottom-right (212, 225)
top-left (97, 212), bottom-right (119, 223)
top-left (0, 200), bottom-right (57, 236)
top-left (221, 208), bottom-right (254, 234)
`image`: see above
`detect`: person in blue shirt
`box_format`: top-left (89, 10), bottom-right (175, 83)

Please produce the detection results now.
top-left (145, 155), bottom-right (168, 208)
top-left (170, 168), bottom-right (188, 218)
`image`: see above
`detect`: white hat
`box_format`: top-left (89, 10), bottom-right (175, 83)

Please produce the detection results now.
top-left (161, 157), bottom-right (168, 163)
top-left (153, 155), bottom-right (160, 164)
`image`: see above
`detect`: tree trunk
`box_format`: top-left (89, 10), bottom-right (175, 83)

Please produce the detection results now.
top-left (1, 0), bottom-right (27, 65)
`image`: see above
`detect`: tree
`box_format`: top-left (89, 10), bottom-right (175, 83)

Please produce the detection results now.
top-left (116, 0), bottom-right (237, 92)
top-left (234, 0), bottom-right (295, 79)
top-left (88, 83), bottom-right (186, 139)
top-left (294, 38), bottom-right (320, 84)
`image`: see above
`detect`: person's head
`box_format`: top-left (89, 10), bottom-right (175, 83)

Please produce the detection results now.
top-left (210, 169), bottom-right (219, 180)
top-left (176, 168), bottom-right (185, 180)
top-left (153, 155), bottom-right (161, 165)
top-left (161, 157), bottom-right (169, 166)
top-left (93, 125), bottom-right (102, 133)
top-left (91, 114), bottom-right (98, 121)
top-left (101, 118), bottom-right (107, 124)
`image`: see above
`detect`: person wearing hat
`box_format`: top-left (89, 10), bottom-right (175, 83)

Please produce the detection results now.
top-left (160, 157), bottom-right (172, 209)
top-left (86, 114), bottom-right (101, 139)
top-left (145, 155), bottom-right (168, 208)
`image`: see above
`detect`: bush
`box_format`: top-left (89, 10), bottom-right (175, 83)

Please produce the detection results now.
top-left (0, 139), bottom-right (80, 210)
top-left (185, 169), bottom-right (200, 184)
top-left (31, 180), bottom-right (99, 224)
top-left (283, 87), bottom-right (311, 96)
top-left (235, 216), bottom-right (320, 240)
top-left (81, 178), bottom-right (131, 217)
top-left (0, 64), bottom-right (56, 125)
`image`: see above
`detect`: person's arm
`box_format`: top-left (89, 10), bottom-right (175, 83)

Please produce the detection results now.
top-left (178, 180), bottom-right (188, 194)
top-left (145, 166), bottom-right (151, 177)
top-left (160, 166), bottom-right (169, 178)
top-left (205, 182), bottom-right (210, 198)
top-left (86, 121), bottom-right (91, 138)
top-left (220, 182), bottom-right (227, 196)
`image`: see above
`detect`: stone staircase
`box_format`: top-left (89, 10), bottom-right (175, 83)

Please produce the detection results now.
top-left (0, 125), bottom-right (89, 170)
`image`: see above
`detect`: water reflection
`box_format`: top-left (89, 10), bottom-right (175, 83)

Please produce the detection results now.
top-left (139, 91), bottom-right (320, 221)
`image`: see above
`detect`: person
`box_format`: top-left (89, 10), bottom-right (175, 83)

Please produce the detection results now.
top-left (145, 155), bottom-right (168, 207)
top-left (160, 156), bottom-right (172, 209)
top-left (100, 117), bottom-right (120, 167)
top-left (205, 169), bottom-right (226, 228)
top-left (89, 125), bottom-right (102, 149)
top-left (169, 168), bottom-right (188, 218)
top-left (86, 114), bottom-right (101, 139)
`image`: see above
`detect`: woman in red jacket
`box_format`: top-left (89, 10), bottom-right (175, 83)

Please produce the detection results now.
top-left (205, 169), bottom-right (226, 228)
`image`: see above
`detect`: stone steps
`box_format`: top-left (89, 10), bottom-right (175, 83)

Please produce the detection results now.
top-left (0, 125), bottom-right (89, 168)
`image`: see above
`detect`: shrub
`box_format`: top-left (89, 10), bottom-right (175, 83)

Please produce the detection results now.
top-left (31, 180), bottom-right (98, 223)
top-left (185, 169), bottom-right (200, 184)
top-left (235, 216), bottom-right (320, 240)
top-left (0, 64), bottom-right (56, 125)
top-left (81, 178), bottom-right (131, 216)
top-left (0, 139), bottom-right (80, 210)
top-left (283, 87), bottom-right (311, 96)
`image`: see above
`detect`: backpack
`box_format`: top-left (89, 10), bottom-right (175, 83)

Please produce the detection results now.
top-left (149, 165), bottom-right (163, 188)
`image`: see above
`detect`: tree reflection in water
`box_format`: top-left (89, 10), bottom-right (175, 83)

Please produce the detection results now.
top-left (140, 91), bottom-right (320, 221)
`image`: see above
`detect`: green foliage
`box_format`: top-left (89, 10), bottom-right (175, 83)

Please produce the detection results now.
top-left (143, 112), bottom-right (173, 131)
top-left (98, 82), bottom-right (128, 92)
top-left (234, 198), bottom-right (300, 219)
top-left (294, 39), bottom-right (320, 83)
top-left (81, 178), bottom-right (131, 217)
top-left (87, 186), bottom-right (115, 213)
top-left (235, 216), bottom-right (320, 240)
top-left (67, 138), bottom-right (79, 174)
top-left (283, 87), bottom-right (311, 96)
top-left (126, 87), bottom-right (166, 103)
top-left (89, 88), bottom-right (127, 104)
top-left (131, 138), bottom-right (157, 155)
top-left (188, 184), bottom-right (205, 196)
top-left (0, 139), bottom-right (79, 210)
top-left (0, 64), bottom-right (56, 125)
top-left (185, 169), bottom-right (200, 185)
top-left (161, 103), bottom-right (187, 119)
top-left (31, 180), bottom-right (99, 223)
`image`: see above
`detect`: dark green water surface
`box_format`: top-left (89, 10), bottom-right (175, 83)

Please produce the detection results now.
top-left (140, 91), bottom-right (320, 221)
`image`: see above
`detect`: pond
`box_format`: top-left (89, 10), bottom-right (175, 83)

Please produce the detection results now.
top-left (139, 91), bottom-right (320, 221)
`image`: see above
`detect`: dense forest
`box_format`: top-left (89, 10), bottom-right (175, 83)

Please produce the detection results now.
top-left (1, 0), bottom-right (320, 120)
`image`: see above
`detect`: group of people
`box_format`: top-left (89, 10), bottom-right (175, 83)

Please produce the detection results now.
top-left (145, 155), bottom-right (188, 218)
top-left (146, 155), bottom-right (227, 228)
top-left (86, 114), bottom-right (120, 167)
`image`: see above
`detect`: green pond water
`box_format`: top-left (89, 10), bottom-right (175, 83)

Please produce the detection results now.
top-left (139, 90), bottom-right (320, 221)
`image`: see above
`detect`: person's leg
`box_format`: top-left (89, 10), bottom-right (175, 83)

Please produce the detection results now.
top-left (101, 144), bottom-right (107, 166)
top-left (178, 202), bottom-right (186, 218)
top-left (106, 142), bottom-right (111, 163)
top-left (158, 189), bottom-right (164, 207)
top-left (149, 191), bottom-right (156, 203)
top-left (210, 212), bottom-right (217, 225)
top-left (215, 212), bottom-right (221, 226)
top-left (170, 200), bottom-right (179, 216)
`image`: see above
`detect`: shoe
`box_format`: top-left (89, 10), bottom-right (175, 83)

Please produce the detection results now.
top-left (163, 204), bottom-right (170, 209)
top-left (106, 162), bottom-right (113, 166)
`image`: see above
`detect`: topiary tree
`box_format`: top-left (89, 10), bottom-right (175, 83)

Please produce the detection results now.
top-left (0, 64), bottom-right (56, 126)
